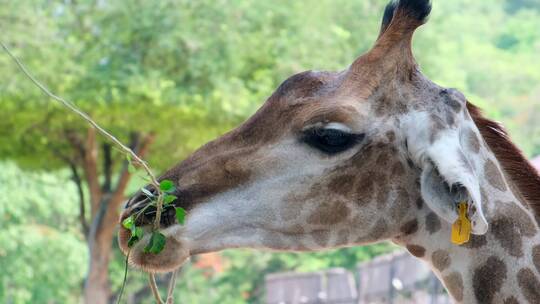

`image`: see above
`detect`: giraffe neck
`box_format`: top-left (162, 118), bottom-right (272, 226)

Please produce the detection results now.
top-left (396, 179), bottom-right (540, 303)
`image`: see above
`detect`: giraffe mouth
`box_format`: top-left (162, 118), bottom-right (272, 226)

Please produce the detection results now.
top-left (123, 186), bottom-right (189, 229)
top-left (435, 165), bottom-right (469, 204)
top-left (420, 156), bottom-right (489, 235)
top-left (421, 161), bottom-right (472, 218)
top-left (125, 202), bottom-right (178, 228)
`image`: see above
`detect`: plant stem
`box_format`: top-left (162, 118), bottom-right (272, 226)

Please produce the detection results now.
top-left (166, 269), bottom-right (180, 303)
top-left (148, 273), bottom-right (164, 304)
top-left (116, 250), bottom-right (131, 304)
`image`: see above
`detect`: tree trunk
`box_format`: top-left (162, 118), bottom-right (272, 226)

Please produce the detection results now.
top-left (64, 129), bottom-right (154, 304)
top-left (84, 236), bottom-right (112, 304)
top-left (84, 194), bottom-right (122, 304)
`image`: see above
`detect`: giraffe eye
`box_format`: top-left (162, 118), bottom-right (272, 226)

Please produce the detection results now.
top-left (302, 128), bottom-right (365, 154)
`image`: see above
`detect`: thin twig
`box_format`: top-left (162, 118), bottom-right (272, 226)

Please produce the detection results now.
top-left (116, 250), bottom-right (131, 304)
top-left (166, 269), bottom-right (180, 304)
top-left (148, 273), bottom-right (164, 304)
top-left (0, 42), bottom-right (159, 187)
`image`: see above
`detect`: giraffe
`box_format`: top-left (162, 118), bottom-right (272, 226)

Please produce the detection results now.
top-left (118, 0), bottom-right (540, 302)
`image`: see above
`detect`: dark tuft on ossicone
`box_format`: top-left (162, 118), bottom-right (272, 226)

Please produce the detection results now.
top-left (380, 0), bottom-right (432, 34)
top-left (399, 0), bottom-right (432, 22)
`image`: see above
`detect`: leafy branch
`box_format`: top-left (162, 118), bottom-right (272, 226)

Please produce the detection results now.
top-left (1, 41), bottom-right (182, 304)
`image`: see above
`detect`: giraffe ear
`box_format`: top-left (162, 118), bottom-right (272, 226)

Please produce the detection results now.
top-left (419, 134), bottom-right (489, 235)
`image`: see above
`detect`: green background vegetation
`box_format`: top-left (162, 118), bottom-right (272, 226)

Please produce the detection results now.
top-left (0, 0), bottom-right (539, 303)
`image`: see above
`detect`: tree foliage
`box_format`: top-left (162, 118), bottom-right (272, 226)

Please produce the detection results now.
top-left (0, 162), bottom-right (87, 303)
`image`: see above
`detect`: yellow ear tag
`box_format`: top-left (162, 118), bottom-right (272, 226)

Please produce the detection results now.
top-left (451, 202), bottom-right (471, 245)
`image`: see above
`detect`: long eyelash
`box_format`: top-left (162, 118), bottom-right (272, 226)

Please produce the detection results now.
top-left (301, 128), bottom-right (365, 154)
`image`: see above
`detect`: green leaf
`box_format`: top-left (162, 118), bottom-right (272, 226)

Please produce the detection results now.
top-left (159, 180), bottom-right (175, 193)
top-left (163, 194), bottom-right (177, 205)
top-left (127, 226), bottom-right (144, 248)
top-left (141, 188), bottom-right (154, 198)
top-left (144, 232), bottom-right (167, 254)
top-left (175, 207), bottom-right (186, 225)
top-left (132, 226), bottom-right (144, 239)
top-left (122, 216), bottom-right (134, 230)
top-left (127, 236), bottom-right (139, 248)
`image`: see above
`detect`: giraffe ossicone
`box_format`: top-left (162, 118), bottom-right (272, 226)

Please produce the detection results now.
top-left (119, 0), bottom-right (540, 302)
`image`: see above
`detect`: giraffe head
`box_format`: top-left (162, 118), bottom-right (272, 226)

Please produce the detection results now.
top-left (119, 0), bottom-right (490, 272)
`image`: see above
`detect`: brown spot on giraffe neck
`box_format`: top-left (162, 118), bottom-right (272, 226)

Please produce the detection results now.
top-left (355, 175), bottom-right (375, 206)
top-left (443, 272), bottom-right (463, 302)
top-left (484, 159), bottom-right (508, 192)
top-left (432, 250), bottom-right (451, 272)
top-left (425, 211), bottom-right (441, 234)
top-left (491, 216), bottom-right (525, 257)
top-left (400, 219), bottom-right (418, 235)
top-left (463, 234), bottom-right (487, 249)
top-left (498, 201), bottom-right (537, 237)
top-left (375, 180), bottom-right (390, 207)
top-left (327, 174), bottom-right (356, 196)
top-left (307, 201), bottom-right (350, 225)
top-left (391, 161), bottom-right (405, 176)
top-left (472, 256), bottom-right (507, 304)
top-left (406, 244), bottom-right (426, 258)
top-left (533, 245), bottom-right (540, 274)
top-left (517, 268), bottom-right (540, 304)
